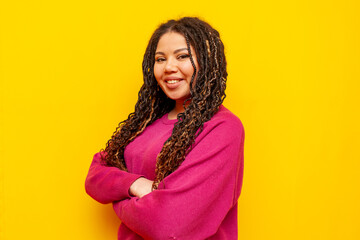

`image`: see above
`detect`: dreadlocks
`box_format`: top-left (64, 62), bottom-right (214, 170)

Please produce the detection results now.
top-left (100, 17), bottom-right (228, 190)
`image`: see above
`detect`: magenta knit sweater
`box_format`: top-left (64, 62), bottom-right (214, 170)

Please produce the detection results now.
top-left (85, 105), bottom-right (245, 240)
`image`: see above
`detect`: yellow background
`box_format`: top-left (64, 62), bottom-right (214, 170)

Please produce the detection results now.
top-left (1, 0), bottom-right (359, 239)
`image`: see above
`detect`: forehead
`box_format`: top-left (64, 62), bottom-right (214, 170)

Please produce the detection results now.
top-left (156, 32), bottom-right (188, 51)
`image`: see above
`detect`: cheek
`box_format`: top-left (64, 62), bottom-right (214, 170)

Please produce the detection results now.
top-left (153, 65), bottom-right (162, 81)
top-left (181, 62), bottom-right (196, 76)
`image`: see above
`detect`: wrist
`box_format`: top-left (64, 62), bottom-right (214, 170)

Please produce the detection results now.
top-left (129, 177), bottom-right (143, 197)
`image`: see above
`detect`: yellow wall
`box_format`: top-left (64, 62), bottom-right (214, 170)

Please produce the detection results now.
top-left (1, 0), bottom-right (359, 239)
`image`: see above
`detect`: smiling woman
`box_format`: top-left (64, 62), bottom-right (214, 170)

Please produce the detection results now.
top-left (154, 32), bottom-right (200, 116)
top-left (85, 17), bottom-right (245, 240)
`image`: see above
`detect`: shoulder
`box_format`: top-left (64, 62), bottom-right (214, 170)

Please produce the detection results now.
top-left (204, 105), bottom-right (244, 136)
top-left (194, 105), bottom-right (245, 146)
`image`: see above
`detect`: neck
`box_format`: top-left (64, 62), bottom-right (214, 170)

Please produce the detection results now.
top-left (168, 99), bottom-right (190, 120)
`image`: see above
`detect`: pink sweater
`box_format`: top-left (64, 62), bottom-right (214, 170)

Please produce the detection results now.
top-left (85, 105), bottom-right (245, 239)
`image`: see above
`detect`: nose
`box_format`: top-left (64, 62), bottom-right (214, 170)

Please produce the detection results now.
top-left (164, 57), bottom-right (178, 73)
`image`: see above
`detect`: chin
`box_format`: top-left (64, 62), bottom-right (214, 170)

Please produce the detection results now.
top-left (165, 93), bottom-right (188, 99)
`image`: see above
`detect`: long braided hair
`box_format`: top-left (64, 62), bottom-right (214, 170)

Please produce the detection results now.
top-left (100, 17), bottom-right (227, 190)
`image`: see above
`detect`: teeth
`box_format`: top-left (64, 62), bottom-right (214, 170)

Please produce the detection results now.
top-left (167, 80), bottom-right (180, 84)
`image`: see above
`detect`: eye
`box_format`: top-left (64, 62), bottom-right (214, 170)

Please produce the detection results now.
top-left (178, 54), bottom-right (190, 60)
top-left (155, 57), bottom-right (165, 62)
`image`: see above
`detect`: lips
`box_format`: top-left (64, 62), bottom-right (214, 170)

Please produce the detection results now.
top-left (164, 77), bottom-right (182, 81)
top-left (164, 78), bottom-right (183, 89)
top-left (166, 79), bottom-right (181, 84)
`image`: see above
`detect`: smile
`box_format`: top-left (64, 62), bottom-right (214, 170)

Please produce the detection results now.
top-left (166, 79), bottom-right (181, 84)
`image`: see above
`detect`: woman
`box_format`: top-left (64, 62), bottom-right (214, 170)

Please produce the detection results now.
top-left (85, 17), bottom-right (245, 240)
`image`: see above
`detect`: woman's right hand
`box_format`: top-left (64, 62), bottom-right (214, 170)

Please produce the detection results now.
top-left (129, 177), bottom-right (154, 198)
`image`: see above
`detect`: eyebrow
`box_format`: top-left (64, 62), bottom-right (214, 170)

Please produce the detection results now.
top-left (155, 48), bottom-right (189, 55)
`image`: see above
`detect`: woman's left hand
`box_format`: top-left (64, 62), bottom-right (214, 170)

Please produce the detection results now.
top-left (129, 177), bottom-right (154, 198)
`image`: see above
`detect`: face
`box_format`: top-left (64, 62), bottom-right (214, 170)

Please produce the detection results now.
top-left (154, 31), bottom-right (199, 102)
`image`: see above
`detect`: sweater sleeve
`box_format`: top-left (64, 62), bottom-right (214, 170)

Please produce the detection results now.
top-left (112, 119), bottom-right (245, 239)
top-left (85, 152), bottom-right (145, 204)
